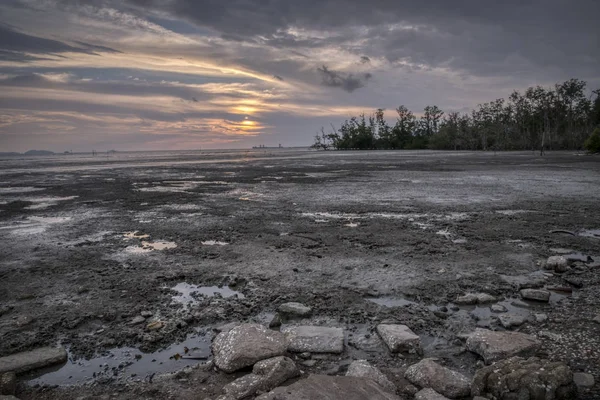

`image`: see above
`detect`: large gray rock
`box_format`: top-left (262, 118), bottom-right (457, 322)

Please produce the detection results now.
top-left (256, 374), bottom-right (402, 399)
top-left (414, 388), bottom-right (450, 400)
top-left (346, 360), bottom-right (396, 393)
top-left (278, 302), bottom-right (312, 317)
top-left (520, 289), bottom-right (550, 302)
top-left (498, 314), bottom-right (526, 329)
top-left (472, 356), bottom-right (577, 400)
top-left (404, 358), bottom-right (470, 399)
top-left (573, 372), bottom-right (595, 388)
top-left (376, 324), bottom-right (421, 354)
top-left (219, 356), bottom-right (299, 400)
top-left (466, 328), bottom-right (540, 364)
top-left (212, 324), bottom-right (288, 373)
top-left (0, 347), bottom-right (67, 374)
top-left (282, 326), bottom-right (344, 353)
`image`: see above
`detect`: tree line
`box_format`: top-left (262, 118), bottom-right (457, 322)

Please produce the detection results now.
top-left (312, 78), bottom-right (600, 153)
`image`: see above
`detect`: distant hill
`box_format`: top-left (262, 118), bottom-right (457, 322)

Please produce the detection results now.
top-left (0, 152), bottom-right (20, 156)
top-left (24, 150), bottom-right (55, 156)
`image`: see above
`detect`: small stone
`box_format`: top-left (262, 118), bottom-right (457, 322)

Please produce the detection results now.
top-left (593, 315), bottom-right (600, 324)
top-left (298, 352), bottom-right (311, 359)
top-left (520, 288), bottom-right (550, 302)
top-left (414, 388), bottom-right (450, 400)
top-left (0, 372), bottom-right (16, 395)
top-left (376, 324), bottom-right (421, 354)
top-left (282, 326), bottom-right (344, 353)
top-left (534, 313), bottom-right (548, 323)
top-left (466, 328), bottom-right (540, 364)
top-left (346, 360), bottom-right (396, 393)
top-left (146, 321), bottom-right (164, 331)
top-left (278, 302), bottom-right (312, 317)
top-left (455, 293), bottom-right (495, 305)
top-left (268, 313), bottom-right (282, 328)
top-left (490, 304), bottom-right (507, 313)
top-left (498, 314), bottom-right (526, 329)
top-left (405, 358), bottom-right (470, 399)
top-left (301, 360), bottom-right (316, 367)
top-left (140, 311), bottom-right (153, 318)
top-left (573, 372), bottom-right (595, 388)
top-left (546, 256), bottom-right (568, 272)
top-left (129, 316), bottom-right (145, 325)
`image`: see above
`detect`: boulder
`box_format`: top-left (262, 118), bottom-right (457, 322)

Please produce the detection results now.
top-left (573, 372), bottom-right (595, 388)
top-left (346, 360), bottom-right (396, 393)
top-left (455, 293), bottom-right (495, 305)
top-left (0, 373), bottom-right (16, 395)
top-left (520, 289), bottom-right (550, 302)
top-left (498, 314), bottom-right (526, 329)
top-left (256, 374), bottom-right (402, 399)
top-left (0, 347), bottom-right (67, 374)
top-left (491, 304), bottom-right (507, 313)
top-left (404, 358), bottom-right (470, 399)
top-left (278, 302), bottom-right (312, 317)
top-left (282, 326), bottom-right (344, 353)
top-left (219, 356), bottom-right (299, 400)
top-left (212, 324), bottom-right (288, 373)
top-left (472, 356), bottom-right (577, 400)
top-left (546, 256), bottom-right (568, 272)
top-left (466, 328), bottom-right (540, 364)
top-left (414, 388), bottom-right (450, 400)
top-left (376, 324), bottom-right (421, 354)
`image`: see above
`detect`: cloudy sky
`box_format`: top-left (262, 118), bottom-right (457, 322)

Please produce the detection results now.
top-left (0, 0), bottom-right (598, 152)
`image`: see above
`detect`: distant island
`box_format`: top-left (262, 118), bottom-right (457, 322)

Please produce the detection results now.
top-left (0, 150), bottom-right (55, 156)
top-left (252, 144), bottom-right (283, 149)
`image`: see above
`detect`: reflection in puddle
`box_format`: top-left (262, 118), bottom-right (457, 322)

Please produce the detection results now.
top-left (26, 330), bottom-right (212, 386)
top-left (171, 283), bottom-right (245, 305)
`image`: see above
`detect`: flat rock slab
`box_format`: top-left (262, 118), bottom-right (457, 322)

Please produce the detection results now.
top-left (376, 324), bottom-right (421, 354)
top-left (405, 358), bottom-right (470, 399)
top-left (520, 289), bottom-right (550, 302)
top-left (278, 302), bottom-right (312, 317)
top-left (282, 326), bottom-right (344, 353)
top-left (256, 374), bottom-right (403, 400)
top-left (0, 347), bottom-right (67, 375)
top-left (573, 372), bottom-right (595, 388)
top-left (466, 328), bottom-right (540, 364)
top-left (346, 360), bottom-right (396, 393)
top-left (212, 324), bottom-right (288, 373)
top-left (415, 388), bottom-right (450, 400)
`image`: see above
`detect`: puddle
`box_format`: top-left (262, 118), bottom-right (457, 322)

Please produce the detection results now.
top-left (26, 330), bottom-right (212, 386)
top-left (201, 240), bottom-right (228, 246)
top-left (171, 283), bottom-right (244, 305)
top-left (123, 231), bottom-right (150, 239)
top-left (563, 252), bottom-right (593, 262)
top-left (579, 229), bottom-right (600, 238)
top-left (21, 196), bottom-right (78, 210)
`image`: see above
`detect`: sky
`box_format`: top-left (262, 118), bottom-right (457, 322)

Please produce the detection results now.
top-left (0, 0), bottom-right (599, 152)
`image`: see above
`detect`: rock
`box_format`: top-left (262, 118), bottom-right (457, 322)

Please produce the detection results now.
top-left (0, 396), bottom-right (20, 400)
top-left (472, 356), bottom-right (577, 400)
top-left (573, 372), bottom-right (595, 388)
top-left (282, 326), bottom-right (344, 353)
top-left (346, 360), bottom-right (396, 393)
top-left (298, 352), bottom-right (311, 359)
top-left (256, 374), bottom-right (402, 399)
top-left (500, 272), bottom-right (546, 289)
top-left (278, 302), bottom-right (312, 317)
top-left (455, 293), bottom-right (495, 305)
top-left (0, 372), bottom-right (16, 395)
top-left (146, 321), bottom-right (165, 330)
top-left (520, 288), bottom-right (550, 302)
top-left (0, 347), bottom-right (67, 374)
top-left (414, 388), bottom-right (450, 400)
top-left (498, 314), bottom-right (526, 329)
top-left (466, 328), bottom-right (540, 364)
top-left (539, 330), bottom-right (561, 341)
top-left (376, 324), bottom-right (421, 354)
top-left (212, 324), bottom-right (288, 373)
top-left (546, 256), bottom-right (568, 272)
top-left (593, 315), bottom-right (600, 324)
top-left (219, 356), bottom-right (300, 400)
top-left (534, 313), bottom-right (548, 323)
top-left (404, 358), bottom-right (470, 399)
top-left (490, 304), bottom-right (507, 313)
top-left (140, 311), bottom-right (153, 318)
top-left (268, 313), bottom-right (282, 328)
top-left (129, 316), bottom-right (146, 325)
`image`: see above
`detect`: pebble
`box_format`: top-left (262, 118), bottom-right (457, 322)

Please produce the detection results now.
top-left (573, 372), bottom-right (595, 388)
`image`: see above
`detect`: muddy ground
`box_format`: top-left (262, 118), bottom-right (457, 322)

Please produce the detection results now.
top-left (0, 149), bottom-right (599, 399)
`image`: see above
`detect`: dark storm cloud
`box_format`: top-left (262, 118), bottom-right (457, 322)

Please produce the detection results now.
top-left (317, 65), bottom-right (372, 93)
top-left (0, 24), bottom-right (120, 61)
